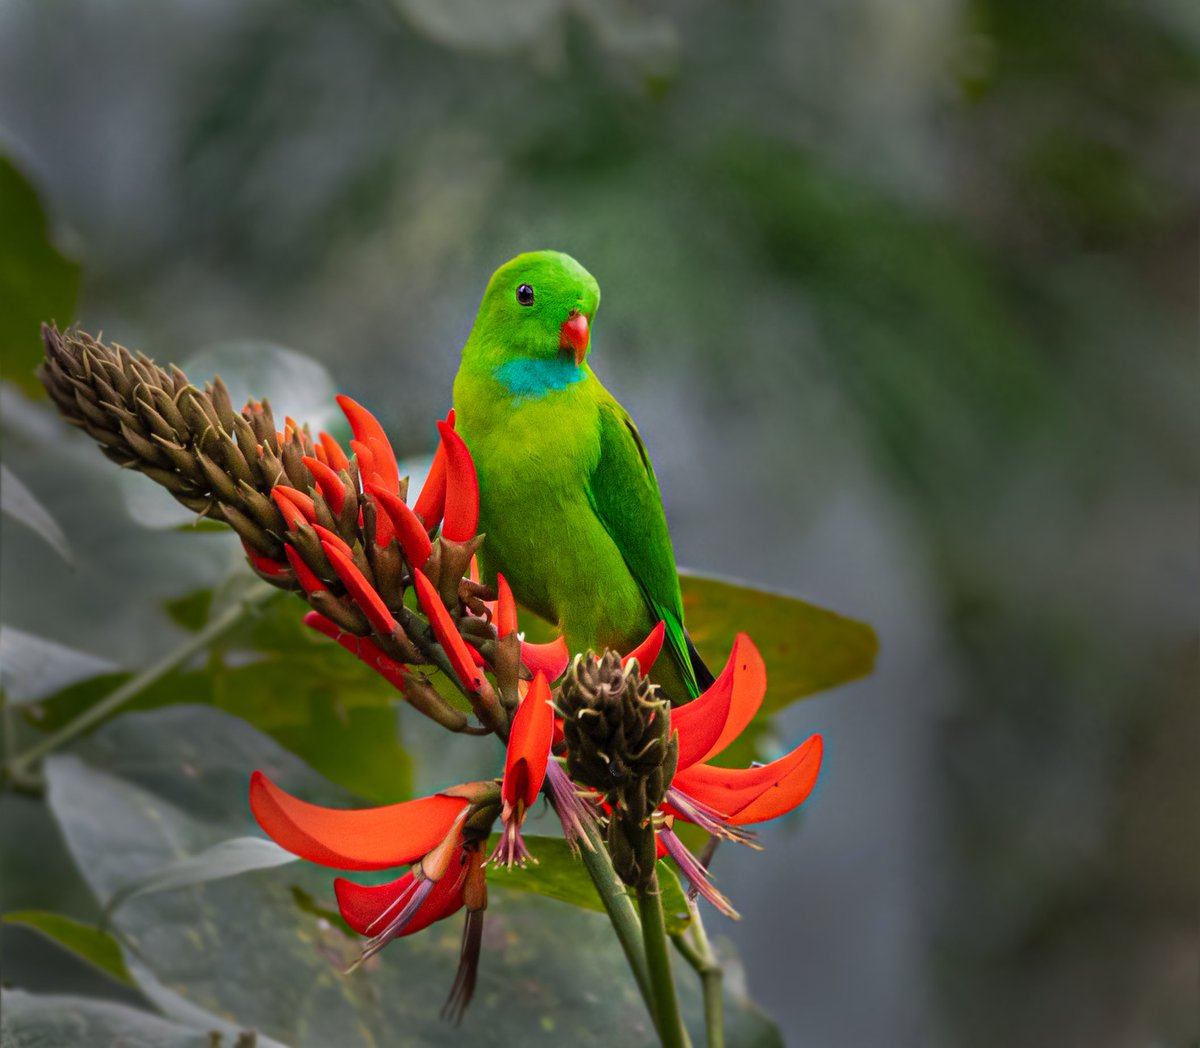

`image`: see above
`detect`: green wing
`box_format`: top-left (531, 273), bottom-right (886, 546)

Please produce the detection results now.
top-left (585, 392), bottom-right (700, 698)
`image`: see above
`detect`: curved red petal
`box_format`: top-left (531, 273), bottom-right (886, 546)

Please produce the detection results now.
top-left (672, 735), bottom-right (823, 825)
top-left (321, 540), bottom-right (396, 636)
top-left (504, 671), bottom-right (554, 809)
top-left (368, 483), bottom-right (432, 570)
top-left (302, 455), bottom-right (347, 516)
top-left (243, 545), bottom-right (289, 578)
top-left (318, 431), bottom-right (350, 472)
top-left (495, 574), bottom-right (517, 639)
top-left (412, 447), bottom-right (447, 532)
top-left (337, 395), bottom-right (399, 492)
top-left (436, 420), bottom-right (479, 542)
top-left (349, 439), bottom-right (380, 489)
top-left (520, 637), bottom-right (569, 682)
top-left (311, 523), bottom-right (353, 560)
top-left (271, 486), bottom-right (315, 529)
top-left (622, 621), bottom-right (665, 673)
top-left (413, 570), bottom-right (482, 692)
top-left (302, 611), bottom-right (407, 692)
top-left (249, 771), bottom-right (468, 870)
top-left (672, 633), bottom-right (765, 769)
top-left (334, 863), bottom-right (467, 937)
top-left (285, 546), bottom-right (326, 594)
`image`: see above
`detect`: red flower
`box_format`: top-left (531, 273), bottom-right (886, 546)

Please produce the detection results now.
top-left (623, 629), bottom-right (824, 916)
top-left (490, 671), bottom-right (554, 868)
top-left (250, 772), bottom-right (496, 1011)
top-left (494, 573), bottom-right (570, 682)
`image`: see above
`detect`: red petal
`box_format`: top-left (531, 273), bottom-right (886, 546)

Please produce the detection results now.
top-left (303, 455), bottom-right (346, 515)
top-left (436, 420), bottom-right (479, 542)
top-left (334, 862), bottom-right (467, 937)
top-left (243, 544), bottom-right (289, 578)
top-left (672, 735), bottom-right (823, 825)
top-left (368, 483), bottom-right (432, 570)
top-left (321, 540), bottom-right (396, 636)
top-left (311, 524), bottom-right (353, 560)
top-left (337, 394), bottom-right (399, 492)
top-left (362, 489), bottom-right (395, 548)
top-left (303, 611), bottom-right (408, 692)
top-left (622, 621), bottom-right (665, 673)
top-left (319, 431), bottom-right (350, 472)
top-left (504, 672), bottom-right (554, 809)
top-left (249, 771), bottom-right (468, 870)
top-left (520, 637), bottom-right (570, 682)
top-left (413, 570), bottom-right (482, 692)
top-left (271, 486), bottom-right (316, 529)
top-left (671, 633), bottom-right (765, 769)
top-left (495, 574), bottom-right (517, 638)
top-left (350, 439), bottom-right (380, 489)
top-left (285, 546), bottom-right (326, 594)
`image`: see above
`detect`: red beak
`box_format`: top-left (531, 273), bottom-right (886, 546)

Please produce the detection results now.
top-left (559, 313), bottom-right (590, 366)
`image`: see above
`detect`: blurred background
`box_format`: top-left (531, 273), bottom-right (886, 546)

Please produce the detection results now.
top-left (1, 0), bottom-right (1196, 1044)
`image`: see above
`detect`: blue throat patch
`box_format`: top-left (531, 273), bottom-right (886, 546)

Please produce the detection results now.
top-left (494, 356), bottom-right (584, 398)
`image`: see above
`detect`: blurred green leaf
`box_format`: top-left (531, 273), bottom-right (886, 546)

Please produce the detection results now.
top-left (2, 912), bottom-right (134, 987)
top-left (0, 157), bottom-right (80, 397)
top-left (0, 989), bottom-right (212, 1048)
top-left (103, 836), bottom-right (296, 920)
top-left (488, 835), bottom-right (691, 935)
top-left (681, 571), bottom-right (877, 705)
top-left (0, 626), bottom-right (119, 705)
top-left (44, 705), bottom-right (780, 1047)
top-left (0, 462), bottom-right (73, 562)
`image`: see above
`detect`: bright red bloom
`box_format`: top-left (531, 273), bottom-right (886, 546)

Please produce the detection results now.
top-left (251, 771), bottom-right (495, 1007)
top-left (494, 573), bottom-right (571, 682)
top-left (337, 394), bottom-right (400, 493)
top-left (249, 771), bottom-right (470, 871)
top-left (435, 420), bottom-right (479, 543)
top-left (413, 570), bottom-right (483, 693)
top-left (491, 671), bottom-right (554, 868)
top-left (321, 540), bottom-right (397, 636)
top-left (367, 483), bottom-right (433, 569)
top-left (610, 628), bottom-right (824, 916)
top-left (412, 409), bottom-right (455, 531)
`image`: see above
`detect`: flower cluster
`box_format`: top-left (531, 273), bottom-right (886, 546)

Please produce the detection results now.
top-left (38, 326), bottom-right (824, 1022)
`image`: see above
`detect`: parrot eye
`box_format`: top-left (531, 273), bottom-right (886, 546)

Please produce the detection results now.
top-left (515, 284), bottom-right (535, 306)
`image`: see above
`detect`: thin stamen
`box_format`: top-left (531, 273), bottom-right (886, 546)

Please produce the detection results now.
top-left (666, 786), bottom-right (761, 849)
top-left (659, 826), bottom-right (740, 920)
top-left (545, 761), bottom-right (597, 854)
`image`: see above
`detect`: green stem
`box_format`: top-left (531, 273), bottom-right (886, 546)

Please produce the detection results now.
top-left (575, 818), bottom-right (651, 1002)
top-left (673, 899), bottom-right (724, 1048)
top-left (5, 580), bottom-right (278, 777)
top-left (639, 872), bottom-right (689, 1048)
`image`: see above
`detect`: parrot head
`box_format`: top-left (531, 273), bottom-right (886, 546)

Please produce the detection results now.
top-left (469, 251), bottom-right (601, 370)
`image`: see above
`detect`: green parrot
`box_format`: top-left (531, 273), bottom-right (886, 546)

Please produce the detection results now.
top-left (452, 250), bottom-right (713, 703)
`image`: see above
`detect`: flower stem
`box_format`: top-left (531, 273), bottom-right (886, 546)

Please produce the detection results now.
top-left (639, 872), bottom-right (689, 1048)
top-left (574, 818), bottom-right (651, 1001)
top-left (672, 898), bottom-right (725, 1048)
top-left (5, 579), bottom-right (278, 777)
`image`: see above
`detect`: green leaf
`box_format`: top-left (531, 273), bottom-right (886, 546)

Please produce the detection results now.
top-left (0, 989), bottom-right (214, 1048)
top-left (488, 835), bottom-right (691, 935)
top-left (0, 462), bottom-right (73, 562)
top-left (0, 156), bottom-right (80, 397)
top-left (44, 705), bottom-right (781, 1047)
top-left (680, 572), bottom-right (878, 707)
top-left (0, 625), bottom-right (119, 705)
top-left (2, 911), bottom-right (134, 987)
top-left (103, 836), bottom-right (296, 920)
